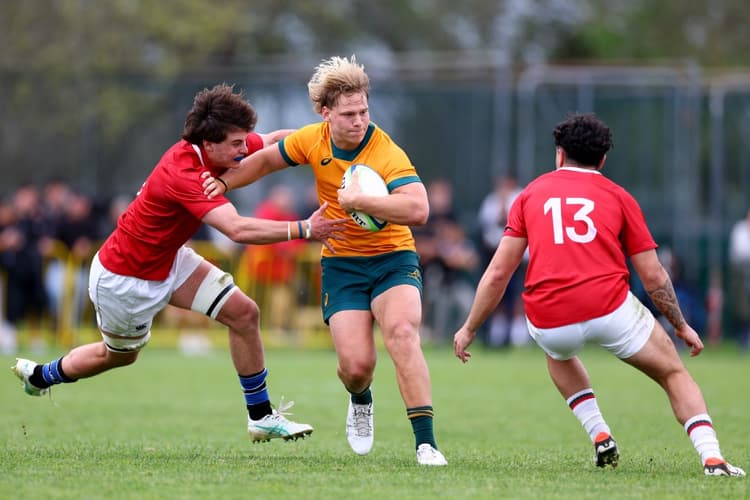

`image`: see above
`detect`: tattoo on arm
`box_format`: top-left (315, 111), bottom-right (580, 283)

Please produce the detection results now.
top-left (646, 278), bottom-right (686, 330)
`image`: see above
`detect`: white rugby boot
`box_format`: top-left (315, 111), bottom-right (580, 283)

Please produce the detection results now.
top-left (416, 443), bottom-right (448, 466)
top-left (11, 358), bottom-right (49, 397)
top-left (704, 458), bottom-right (746, 477)
top-left (247, 398), bottom-right (313, 442)
top-left (345, 399), bottom-right (374, 455)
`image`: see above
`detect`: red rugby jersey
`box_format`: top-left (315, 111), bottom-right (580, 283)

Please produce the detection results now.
top-left (98, 133), bottom-right (263, 280)
top-left (504, 167), bottom-right (657, 328)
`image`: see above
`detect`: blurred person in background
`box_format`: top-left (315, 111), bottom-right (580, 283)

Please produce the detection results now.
top-left (0, 198), bottom-right (20, 353)
top-left (11, 83), bottom-right (346, 445)
top-left (1, 184), bottom-right (49, 349)
top-left (245, 183), bottom-right (305, 333)
top-left (40, 178), bottom-right (73, 237)
top-left (100, 194), bottom-right (132, 237)
top-left (43, 188), bottom-right (99, 328)
top-left (477, 173), bottom-right (529, 348)
top-left (203, 55), bottom-right (447, 466)
top-left (453, 113), bottom-right (744, 477)
top-left (415, 178), bottom-right (478, 341)
top-left (729, 207), bottom-right (750, 351)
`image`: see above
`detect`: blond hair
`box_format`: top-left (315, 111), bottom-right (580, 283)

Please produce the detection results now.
top-left (308, 55), bottom-right (370, 114)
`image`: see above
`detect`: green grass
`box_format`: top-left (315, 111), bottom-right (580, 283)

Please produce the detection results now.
top-left (1, 342), bottom-right (748, 499)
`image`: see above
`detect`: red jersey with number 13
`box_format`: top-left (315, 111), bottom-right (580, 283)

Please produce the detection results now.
top-left (504, 167), bottom-right (657, 328)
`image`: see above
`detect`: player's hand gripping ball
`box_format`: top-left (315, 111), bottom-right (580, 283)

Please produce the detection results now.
top-left (341, 164), bottom-right (388, 231)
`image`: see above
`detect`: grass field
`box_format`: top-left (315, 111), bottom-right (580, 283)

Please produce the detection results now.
top-left (1, 341), bottom-right (748, 499)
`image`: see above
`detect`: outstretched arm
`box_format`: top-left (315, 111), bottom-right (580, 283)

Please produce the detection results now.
top-left (630, 249), bottom-right (704, 356)
top-left (453, 235), bottom-right (527, 363)
top-left (202, 201), bottom-right (347, 253)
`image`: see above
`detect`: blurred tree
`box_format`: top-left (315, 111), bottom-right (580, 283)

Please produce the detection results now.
top-left (1, 0), bottom-right (749, 195)
top-left (552, 0), bottom-right (750, 66)
top-left (0, 0), bottom-right (250, 193)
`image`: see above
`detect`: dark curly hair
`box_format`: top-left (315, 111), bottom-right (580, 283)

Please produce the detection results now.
top-left (182, 83), bottom-right (257, 144)
top-left (552, 113), bottom-right (613, 167)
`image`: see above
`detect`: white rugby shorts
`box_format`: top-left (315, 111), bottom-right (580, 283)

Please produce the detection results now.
top-left (88, 246), bottom-right (204, 352)
top-left (526, 291), bottom-right (655, 360)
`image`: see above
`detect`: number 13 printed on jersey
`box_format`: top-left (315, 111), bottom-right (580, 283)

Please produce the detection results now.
top-left (544, 197), bottom-right (597, 244)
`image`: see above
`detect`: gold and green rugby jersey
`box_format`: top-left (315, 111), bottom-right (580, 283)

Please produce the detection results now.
top-left (279, 122), bottom-right (422, 257)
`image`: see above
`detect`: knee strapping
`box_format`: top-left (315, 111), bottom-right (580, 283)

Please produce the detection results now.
top-left (191, 266), bottom-right (237, 319)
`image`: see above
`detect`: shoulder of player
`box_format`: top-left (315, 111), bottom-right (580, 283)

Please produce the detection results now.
top-left (366, 126), bottom-right (411, 168)
top-left (148, 150), bottom-right (212, 197)
top-left (281, 122), bottom-right (328, 151)
top-left (288, 122), bottom-right (327, 140)
top-left (280, 122), bottom-right (331, 166)
top-left (587, 172), bottom-right (634, 198)
top-left (162, 140), bottom-right (204, 169)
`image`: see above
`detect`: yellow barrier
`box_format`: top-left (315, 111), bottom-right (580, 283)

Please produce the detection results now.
top-left (19, 239), bottom-right (331, 349)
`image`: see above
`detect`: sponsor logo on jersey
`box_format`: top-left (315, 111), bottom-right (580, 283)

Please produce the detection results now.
top-left (321, 157), bottom-right (333, 165)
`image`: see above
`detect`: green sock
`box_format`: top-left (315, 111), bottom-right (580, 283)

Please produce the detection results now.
top-left (350, 387), bottom-right (372, 405)
top-left (407, 406), bottom-right (437, 449)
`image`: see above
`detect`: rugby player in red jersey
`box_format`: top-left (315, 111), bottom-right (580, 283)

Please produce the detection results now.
top-left (453, 113), bottom-right (744, 477)
top-left (12, 83), bottom-right (346, 444)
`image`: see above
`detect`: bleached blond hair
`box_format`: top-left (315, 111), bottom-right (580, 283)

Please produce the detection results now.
top-left (307, 55), bottom-right (370, 114)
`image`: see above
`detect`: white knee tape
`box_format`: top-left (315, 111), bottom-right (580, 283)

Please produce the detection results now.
top-left (103, 331), bottom-right (151, 352)
top-left (191, 266), bottom-right (237, 319)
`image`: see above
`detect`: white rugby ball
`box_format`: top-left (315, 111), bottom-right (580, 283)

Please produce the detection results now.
top-left (341, 164), bottom-right (389, 231)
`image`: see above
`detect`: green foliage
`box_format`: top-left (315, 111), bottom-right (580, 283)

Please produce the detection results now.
top-left (554, 0), bottom-right (750, 65)
top-left (2, 0), bottom-right (750, 190)
top-left (2, 346), bottom-right (748, 498)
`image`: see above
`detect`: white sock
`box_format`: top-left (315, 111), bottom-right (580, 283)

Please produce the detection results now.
top-left (566, 388), bottom-right (610, 442)
top-left (684, 413), bottom-right (722, 464)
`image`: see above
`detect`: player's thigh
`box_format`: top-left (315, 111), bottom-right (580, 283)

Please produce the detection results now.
top-left (585, 292), bottom-right (654, 358)
top-left (329, 310), bottom-right (377, 369)
top-left (526, 320), bottom-right (585, 360)
top-left (320, 255), bottom-right (373, 323)
top-left (170, 259), bottom-right (247, 321)
top-left (372, 284), bottom-right (422, 340)
top-left (169, 260), bottom-right (211, 306)
top-left (622, 320), bottom-right (686, 381)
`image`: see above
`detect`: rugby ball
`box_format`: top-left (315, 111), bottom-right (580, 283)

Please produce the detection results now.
top-left (341, 164), bottom-right (389, 231)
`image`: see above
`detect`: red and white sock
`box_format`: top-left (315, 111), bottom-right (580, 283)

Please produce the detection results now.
top-left (567, 388), bottom-right (610, 442)
top-left (684, 413), bottom-right (722, 464)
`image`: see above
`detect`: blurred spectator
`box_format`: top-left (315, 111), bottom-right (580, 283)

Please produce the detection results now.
top-left (43, 189), bottom-right (99, 327)
top-left (0, 198), bottom-right (19, 353)
top-left (41, 178), bottom-right (72, 236)
top-left (245, 184), bottom-right (305, 332)
top-left (0, 184), bottom-right (49, 347)
top-left (415, 178), bottom-right (479, 340)
top-left (729, 208), bottom-right (750, 350)
top-left (477, 174), bottom-right (529, 347)
top-left (100, 194), bottom-right (132, 238)
top-left (705, 268), bottom-right (724, 347)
